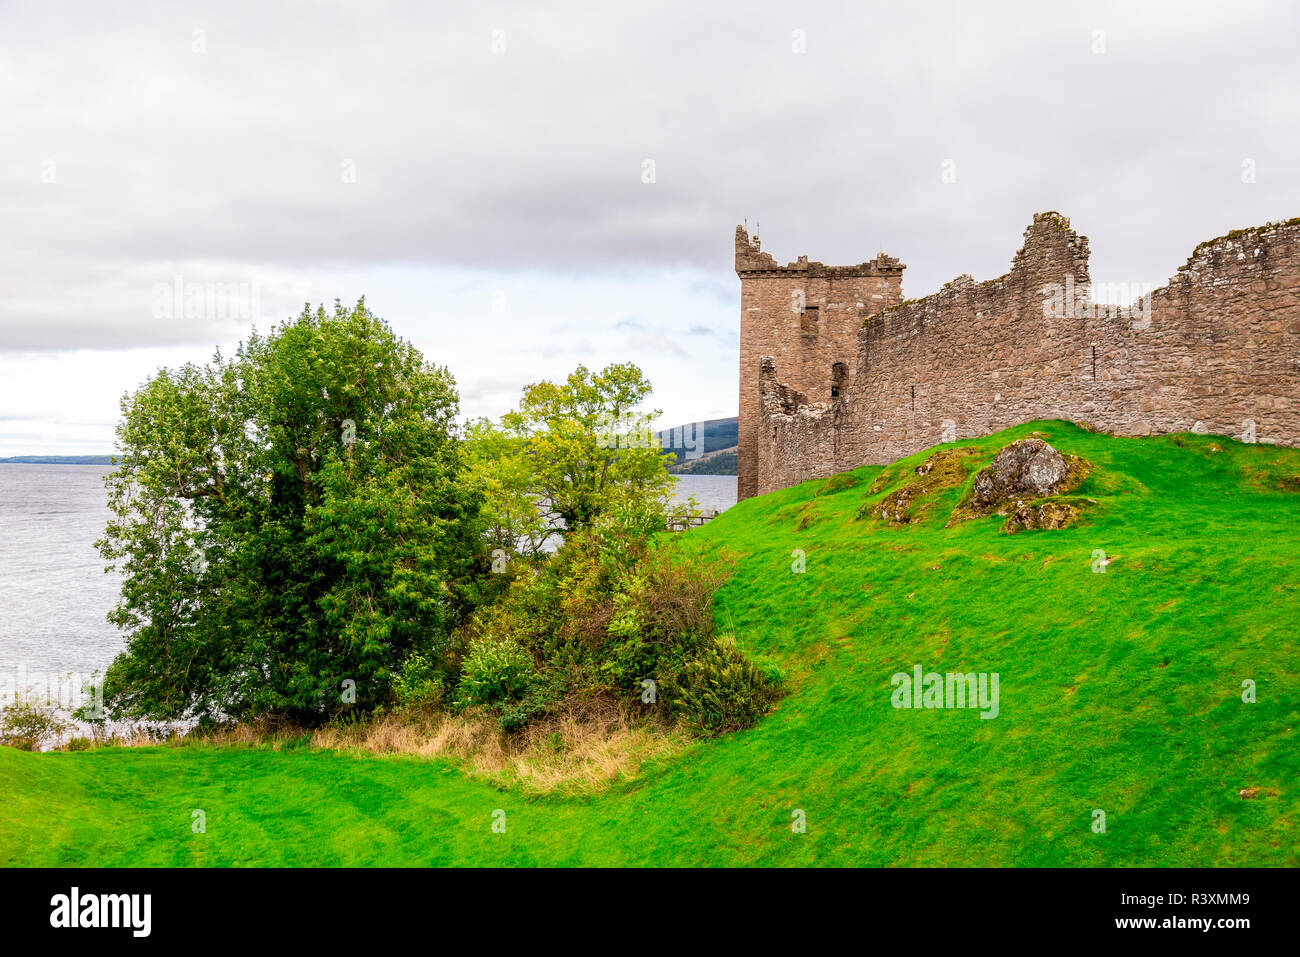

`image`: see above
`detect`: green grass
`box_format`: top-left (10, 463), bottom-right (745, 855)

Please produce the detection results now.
top-left (4, 421), bottom-right (1298, 866)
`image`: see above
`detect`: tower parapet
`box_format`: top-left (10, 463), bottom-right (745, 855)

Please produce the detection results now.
top-left (735, 226), bottom-right (904, 279)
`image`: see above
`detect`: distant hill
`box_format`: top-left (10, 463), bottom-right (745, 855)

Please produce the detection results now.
top-left (0, 425), bottom-right (741, 475)
top-left (659, 416), bottom-right (737, 474)
top-left (0, 421), bottom-right (743, 473)
top-left (0, 455), bottom-right (114, 465)
top-left (670, 448), bottom-right (737, 475)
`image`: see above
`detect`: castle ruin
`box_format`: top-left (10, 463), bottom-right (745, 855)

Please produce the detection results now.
top-left (736, 212), bottom-right (1300, 499)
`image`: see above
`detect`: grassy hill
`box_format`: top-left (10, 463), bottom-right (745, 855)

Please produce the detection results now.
top-left (3, 420), bottom-right (1297, 866)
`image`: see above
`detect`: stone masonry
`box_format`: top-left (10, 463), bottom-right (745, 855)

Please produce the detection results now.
top-left (737, 212), bottom-right (1300, 498)
top-left (735, 225), bottom-right (904, 498)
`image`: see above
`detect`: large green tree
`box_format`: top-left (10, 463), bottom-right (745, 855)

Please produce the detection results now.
top-left (97, 300), bottom-right (482, 723)
top-left (466, 363), bottom-right (678, 559)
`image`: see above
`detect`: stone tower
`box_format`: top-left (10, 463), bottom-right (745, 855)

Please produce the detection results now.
top-left (734, 225), bottom-right (905, 499)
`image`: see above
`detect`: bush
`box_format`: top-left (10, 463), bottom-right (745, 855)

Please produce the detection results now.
top-left (0, 694), bottom-right (71, 751)
top-left (65, 736), bottom-right (93, 752)
top-left (535, 534), bottom-right (734, 692)
top-left (496, 673), bottom-right (563, 733)
top-left (453, 512), bottom-right (777, 739)
top-left (663, 636), bottom-right (781, 736)
top-left (455, 526), bottom-right (753, 734)
top-left (455, 636), bottom-right (538, 708)
top-left (392, 651), bottom-right (446, 713)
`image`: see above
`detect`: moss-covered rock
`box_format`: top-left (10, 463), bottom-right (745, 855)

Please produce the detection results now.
top-left (950, 440), bottom-right (1092, 527)
top-left (860, 447), bottom-right (981, 525)
top-left (1002, 497), bottom-right (1094, 534)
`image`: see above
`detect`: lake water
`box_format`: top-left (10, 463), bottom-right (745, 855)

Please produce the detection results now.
top-left (0, 466), bottom-right (736, 686)
top-left (670, 473), bottom-right (737, 513)
top-left (0, 465), bottom-right (122, 685)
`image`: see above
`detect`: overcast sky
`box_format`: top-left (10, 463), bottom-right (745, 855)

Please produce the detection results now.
top-left (2, 0), bottom-right (1298, 454)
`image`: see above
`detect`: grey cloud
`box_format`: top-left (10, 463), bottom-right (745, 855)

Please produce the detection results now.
top-left (1, 0), bottom-right (1299, 354)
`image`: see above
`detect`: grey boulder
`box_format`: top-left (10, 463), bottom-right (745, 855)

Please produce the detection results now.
top-left (971, 439), bottom-right (1069, 508)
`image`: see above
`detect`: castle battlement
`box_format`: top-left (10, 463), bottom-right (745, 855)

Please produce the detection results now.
top-left (735, 226), bottom-right (904, 279)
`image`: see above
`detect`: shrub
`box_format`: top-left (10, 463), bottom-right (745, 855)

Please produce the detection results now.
top-left (496, 673), bottom-right (563, 733)
top-left (539, 535), bottom-right (734, 690)
top-left (392, 651), bottom-right (446, 714)
top-left (663, 636), bottom-right (781, 736)
top-left (65, 736), bottom-right (93, 752)
top-left (455, 636), bottom-right (538, 708)
top-left (631, 543), bottom-right (733, 651)
top-left (453, 517), bottom-right (769, 739)
top-left (0, 694), bottom-right (71, 751)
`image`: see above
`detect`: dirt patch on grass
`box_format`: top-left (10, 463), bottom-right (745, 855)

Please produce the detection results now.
top-left (1241, 457), bottom-right (1300, 493)
top-left (1238, 786), bottom-right (1280, 800)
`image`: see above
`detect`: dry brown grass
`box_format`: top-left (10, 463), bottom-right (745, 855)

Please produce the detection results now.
top-left (52, 722), bottom-right (187, 751)
top-left (183, 697), bottom-right (688, 796)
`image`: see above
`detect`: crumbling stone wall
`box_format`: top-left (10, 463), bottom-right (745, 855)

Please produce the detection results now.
top-left (743, 212), bottom-right (1300, 497)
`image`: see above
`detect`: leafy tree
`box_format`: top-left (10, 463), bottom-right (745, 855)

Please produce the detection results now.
top-left (467, 363), bottom-right (678, 558)
top-left (97, 300), bottom-right (483, 723)
top-left (463, 417), bottom-right (551, 559)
